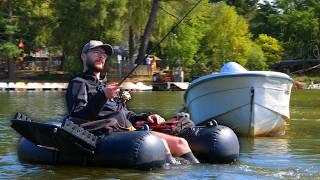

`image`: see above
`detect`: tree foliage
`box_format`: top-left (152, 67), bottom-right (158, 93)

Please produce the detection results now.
top-left (209, 0), bottom-right (259, 20)
top-left (246, 42), bottom-right (267, 70)
top-left (251, 0), bottom-right (320, 59)
top-left (255, 34), bottom-right (283, 67)
top-left (196, 3), bottom-right (252, 73)
top-left (160, 1), bottom-right (209, 68)
top-left (12, 0), bottom-right (54, 51)
top-left (269, 10), bottom-right (319, 58)
top-left (0, 0), bottom-right (21, 59)
top-left (51, 0), bottom-right (127, 73)
top-left (125, 0), bottom-right (151, 63)
top-left (0, 42), bottom-right (21, 59)
top-left (1, 0), bottom-right (319, 79)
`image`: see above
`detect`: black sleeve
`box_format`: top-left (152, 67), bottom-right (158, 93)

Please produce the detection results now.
top-left (67, 79), bottom-right (107, 120)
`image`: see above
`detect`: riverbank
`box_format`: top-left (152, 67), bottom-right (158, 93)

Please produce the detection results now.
top-left (0, 71), bottom-right (71, 83)
top-left (292, 75), bottom-right (320, 84)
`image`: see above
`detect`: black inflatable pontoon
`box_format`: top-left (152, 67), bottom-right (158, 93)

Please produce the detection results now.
top-left (180, 121), bottom-right (239, 163)
top-left (11, 113), bottom-right (167, 169)
top-left (11, 113), bottom-right (239, 169)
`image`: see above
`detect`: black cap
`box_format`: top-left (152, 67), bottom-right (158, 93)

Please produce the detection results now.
top-left (82, 40), bottom-right (113, 56)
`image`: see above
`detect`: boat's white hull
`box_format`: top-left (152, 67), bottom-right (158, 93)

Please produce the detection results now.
top-left (185, 73), bottom-right (293, 136)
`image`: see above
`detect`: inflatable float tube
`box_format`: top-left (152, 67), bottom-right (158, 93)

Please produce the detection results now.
top-left (17, 130), bottom-right (166, 169)
top-left (179, 121), bottom-right (239, 163)
top-left (11, 114), bottom-right (167, 170)
top-left (11, 113), bottom-right (239, 169)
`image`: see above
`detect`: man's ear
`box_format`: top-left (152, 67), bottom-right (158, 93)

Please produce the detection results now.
top-left (81, 53), bottom-right (86, 61)
top-left (81, 53), bottom-right (87, 72)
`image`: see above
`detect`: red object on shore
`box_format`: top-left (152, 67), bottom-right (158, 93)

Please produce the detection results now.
top-left (34, 48), bottom-right (41, 52)
top-left (18, 40), bottom-right (25, 49)
top-left (293, 81), bottom-right (303, 90)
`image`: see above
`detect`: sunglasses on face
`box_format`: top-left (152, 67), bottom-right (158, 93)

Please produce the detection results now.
top-left (88, 50), bottom-right (108, 59)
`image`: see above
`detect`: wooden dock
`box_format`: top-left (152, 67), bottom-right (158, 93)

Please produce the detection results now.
top-left (0, 82), bottom-right (68, 91)
top-left (152, 82), bottom-right (189, 91)
top-left (0, 81), bottom-right (190, 91)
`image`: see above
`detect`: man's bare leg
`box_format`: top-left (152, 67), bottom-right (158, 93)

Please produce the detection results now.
top-left (152, 131), bottom-right (190, 156)
top-left (159, 139), bottom-right (180, 165)
top-left (152, 131), bottom-right (199, 163)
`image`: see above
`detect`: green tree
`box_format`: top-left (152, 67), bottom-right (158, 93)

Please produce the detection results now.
top-left (13, 0), bottom-right (54, 52)
top-left (126, 0), bottom-right (151, 64)
top-left (51, 0), bottom-right (127, 73)
top-left (250, 1), bottom-right (278, 38)
top-left (160, 2), bottom-right (256, 78)
top-left (197, 3), bottom-right (252, 73)
top-left (0, 0), bottom-right (20, 80)
top-left (209, 0), bottom-right (259, 20)
top-left (160, 1), bottom-right (209, 68)
top-left (246, 42), bottom-right (267, 70)
top-left (136, 0), bottom-right (160, 64)
top-left (269, 9), bottom-right (319, 58)
top-left (0, 0), bottom-right (55, 79)
top-left (0, 42), bottom-right (21, 59)
top-left (251, 0), bottom-right (320, 59)
top-left (255, 34), bottom-right (283, 67)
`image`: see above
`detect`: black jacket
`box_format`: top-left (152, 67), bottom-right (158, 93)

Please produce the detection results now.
top-left (66, 71), bottom-right (148, 128)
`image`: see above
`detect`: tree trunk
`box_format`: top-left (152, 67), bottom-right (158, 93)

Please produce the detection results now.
top-left (128, 26), bottom-right (136, 65)
top-left (135, 0), bottom-right (160, 64)
top-left (61, 50), bottom-right (66, 71)
top-left (7, 60), bottom-right (15, 80)
top-left (7, 0), bottom-right (15, 80)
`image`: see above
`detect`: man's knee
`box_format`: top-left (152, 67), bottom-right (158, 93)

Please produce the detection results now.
top-left (171, 137), bottom-right (191, 156)
top-left (175, 137), bottom-right (189, 147)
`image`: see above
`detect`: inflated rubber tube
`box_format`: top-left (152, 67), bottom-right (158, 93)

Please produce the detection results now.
top-left (180, 124), bottom-right (239, 163)
top-left (17, 130), bottom-right (167, 169)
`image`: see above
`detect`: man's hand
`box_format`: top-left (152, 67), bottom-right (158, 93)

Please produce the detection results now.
top-left (104, 83), bottom-right (119, 99)
top-left (147, 114), bottom-right (165, 125)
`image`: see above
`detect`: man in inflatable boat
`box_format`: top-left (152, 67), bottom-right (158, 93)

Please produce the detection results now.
top-left (64, 40), bottom-right (199, 165)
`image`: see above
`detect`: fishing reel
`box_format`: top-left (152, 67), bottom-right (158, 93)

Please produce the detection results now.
top-left (101, 76), bottom-right (131, 102)
top-left (115, 89), bottom-right (131, 108)
top-left (120, 90), bottom-right (131, 101)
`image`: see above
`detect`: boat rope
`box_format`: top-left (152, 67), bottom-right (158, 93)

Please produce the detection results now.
top-left (118, 0), bottom-right (203, 85)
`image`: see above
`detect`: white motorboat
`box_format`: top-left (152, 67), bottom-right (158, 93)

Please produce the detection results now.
top-left (185, 62), bottom-right (294, 136)
top-left (120, 82), bottom-right (153, 91)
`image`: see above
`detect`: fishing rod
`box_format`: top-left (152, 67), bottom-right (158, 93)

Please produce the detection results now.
top-left (118, 0), bottom-right (203, 85)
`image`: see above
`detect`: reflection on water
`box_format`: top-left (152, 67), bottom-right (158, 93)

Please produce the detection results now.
top-left (239, 137), bottom-right (320, 178)
top-left (240, 137), bottom-right (289, 156)
top-left (0, 90), bottom-right (320, 179)
top-left (0, 91), bottom-right (66, 121)
top-left (127, 91), bottom-right (185, 118)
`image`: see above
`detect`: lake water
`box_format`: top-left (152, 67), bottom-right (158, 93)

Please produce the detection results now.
top-left (0, 90), bottom-right (319, 179)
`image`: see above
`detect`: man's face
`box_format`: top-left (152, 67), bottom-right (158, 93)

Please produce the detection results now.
top-left (82, 47), bottom-right (108, 72)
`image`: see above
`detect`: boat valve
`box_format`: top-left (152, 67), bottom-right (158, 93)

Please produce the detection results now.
top-left (139, 124), bottom-right (150, 131)
top-left (207, 120), bottom-right (218, 127)
top-left (176, 112), bottom-right (190, 119)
